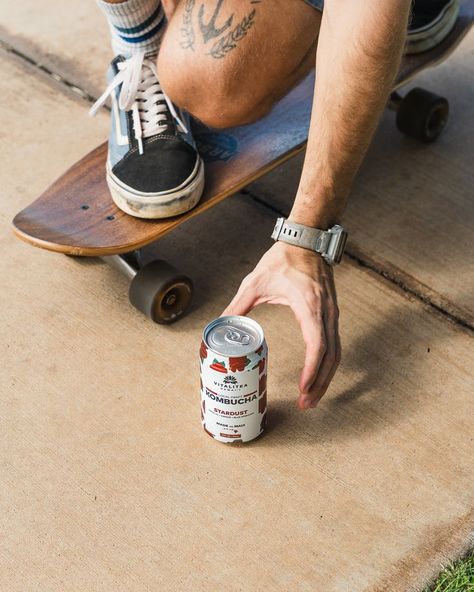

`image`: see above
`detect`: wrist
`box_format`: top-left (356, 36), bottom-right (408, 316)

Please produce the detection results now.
top-left (288, 210), bottom-right (339, 229)
top-left (290, 188), bottom-right (344, 229)
top-left (272, 239), bottom-right (331, 268)
top-left (288, 207), bottom-right (343, 230)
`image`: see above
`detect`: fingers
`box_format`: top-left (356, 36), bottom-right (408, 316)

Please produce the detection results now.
top-left (302, 303), bottom-right (340, 409)
top-left (290, 293), bottom-right (327, 398)
top-left (319, 316), bottom-right (342, 398)
top-left (221, 275), bottom-right (259, 317)
top-left (220, 248), bottom-right (342, 412)
top-left (297, 281), bottom-right (341, 410)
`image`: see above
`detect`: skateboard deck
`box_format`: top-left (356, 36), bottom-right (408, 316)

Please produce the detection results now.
top-left (13, 0), bottom-right (473, 257)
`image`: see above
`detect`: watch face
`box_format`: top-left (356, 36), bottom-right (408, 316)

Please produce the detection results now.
top-left (334, 231), bottom-right (348, 263)
top-left (327, 228), bottom-right (347, 264)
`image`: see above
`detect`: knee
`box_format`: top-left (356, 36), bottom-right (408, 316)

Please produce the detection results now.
top-left (175, 85), bottom-right (272, 129)
top-left (194, 96), bottom-right (272, 129)
top-left (157, 38), bottom-right (272, 129)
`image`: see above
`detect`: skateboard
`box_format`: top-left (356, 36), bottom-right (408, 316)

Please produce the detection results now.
top-left (13, 1), bottom-right (473, 323)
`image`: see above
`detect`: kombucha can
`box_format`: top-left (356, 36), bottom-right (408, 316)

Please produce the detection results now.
top-left (200, 316), bottom-right (267, 443)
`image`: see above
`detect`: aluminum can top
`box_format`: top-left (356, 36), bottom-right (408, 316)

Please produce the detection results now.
top-left (203, 316), bottom-right (264, 357)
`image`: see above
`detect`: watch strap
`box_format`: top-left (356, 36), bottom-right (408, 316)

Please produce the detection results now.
top-left (271, 217), bottom-right (348, 265)
top-left (271, 218), bottom-right (331, 254)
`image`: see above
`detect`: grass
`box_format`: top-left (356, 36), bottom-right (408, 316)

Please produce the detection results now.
top-left (424, 551), bottom-right (474, 592)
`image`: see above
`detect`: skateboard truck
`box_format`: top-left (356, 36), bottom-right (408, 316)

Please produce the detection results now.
top-left (388, 87), bottom-right (449, 143)
top-left (105, 251), bottom-right (193, 324)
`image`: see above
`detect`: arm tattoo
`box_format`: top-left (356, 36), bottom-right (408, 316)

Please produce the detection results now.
top-left (180, 0), bottom-right (196, 51)
top-left (208, 9), bottom-right (256, 59)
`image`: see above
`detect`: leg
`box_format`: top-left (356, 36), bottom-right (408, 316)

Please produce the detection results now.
top-left (158, 0), bottom-right (322, 128)
top-left (96, 0), bottom-right (165, 56)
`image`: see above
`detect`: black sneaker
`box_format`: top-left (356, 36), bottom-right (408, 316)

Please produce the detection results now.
top-left (90, 52), bottom-right (204, 219)
top-left (407, 0), bottom-right (460, 54)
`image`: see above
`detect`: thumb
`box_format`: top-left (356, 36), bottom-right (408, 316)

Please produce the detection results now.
top-left (221, 283), bottom-right (258, 317)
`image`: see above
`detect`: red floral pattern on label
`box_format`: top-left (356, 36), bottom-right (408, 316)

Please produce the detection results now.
top-left (199, 341), bottom-right (208, 362)
top-left (229, 356), bottom-right (251, 372)
top-left (209, 359), bottom-right (227, 373)
top-left (258, 391), bottom-right (267, 414)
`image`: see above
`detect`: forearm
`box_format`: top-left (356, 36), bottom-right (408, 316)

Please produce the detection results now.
top-left (290, 0), bottom-right (411, 228)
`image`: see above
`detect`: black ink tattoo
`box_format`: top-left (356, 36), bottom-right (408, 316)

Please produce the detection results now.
top-left (180, 0), bottom-right (196, 51)
top-left (198, 0), bottom-right (234, 43)
top-left (208, 9), bottom-right (256, 59)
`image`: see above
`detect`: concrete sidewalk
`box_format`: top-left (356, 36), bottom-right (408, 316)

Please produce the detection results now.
top-left (1, 4), bottom-right (473, 591)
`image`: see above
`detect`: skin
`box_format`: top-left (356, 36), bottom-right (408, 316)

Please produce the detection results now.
top-left (157, 0), bottom-right (322, 127)
top-left (225, 0), bottom-right (409, 409)
top-left (108, 0), bottom-right (411, 410)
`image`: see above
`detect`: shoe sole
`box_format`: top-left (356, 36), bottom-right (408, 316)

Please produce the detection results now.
top-left (106, 157), bottom-right (205, 219)
top-left (406, 0), bottom-right (460, 54)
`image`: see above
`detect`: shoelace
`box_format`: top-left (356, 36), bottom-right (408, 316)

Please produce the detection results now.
top-left (89, 52), bottom-right (188, 155)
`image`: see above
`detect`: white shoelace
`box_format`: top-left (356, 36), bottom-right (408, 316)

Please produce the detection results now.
top-left (89, 52), bottom-right (188, 155)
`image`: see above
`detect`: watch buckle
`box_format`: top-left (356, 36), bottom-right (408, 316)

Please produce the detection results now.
top-left (271, 217), bottom-right (285, 241)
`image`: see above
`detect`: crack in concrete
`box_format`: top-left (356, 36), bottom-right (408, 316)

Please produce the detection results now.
top-left (239, 189), bottom-right (474, 334)
top-left (0, 38), bottom-right (103, 107)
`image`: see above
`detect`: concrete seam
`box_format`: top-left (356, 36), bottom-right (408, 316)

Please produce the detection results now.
top-left (240, 188), bottom-right (474, 334)
top-left (0, 38), bottom-right (109, 110)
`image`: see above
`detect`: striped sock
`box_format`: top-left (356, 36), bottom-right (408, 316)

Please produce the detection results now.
top-left (97, 0), bottom-right (165, 57)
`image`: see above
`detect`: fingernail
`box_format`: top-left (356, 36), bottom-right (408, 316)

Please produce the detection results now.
top-left (309, 401), bottom-right (318, 408)
top-left (302, 398), bottom-right (312, 409)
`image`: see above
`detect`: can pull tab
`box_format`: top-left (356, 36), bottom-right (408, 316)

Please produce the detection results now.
top-left (225, 329), bottom-right (250, 346)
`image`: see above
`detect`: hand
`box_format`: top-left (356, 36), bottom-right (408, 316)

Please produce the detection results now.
top-left (222, 241), bottom-right (341, 410)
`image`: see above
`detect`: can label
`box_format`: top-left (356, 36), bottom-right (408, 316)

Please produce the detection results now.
top-left (200, 340), bottom-right (267, 443)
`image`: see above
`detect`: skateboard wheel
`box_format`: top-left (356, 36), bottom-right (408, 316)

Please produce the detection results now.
top-left (129, 260), bottom-right (193, 324)
top-left (396, 88), bottom-right (449, 143)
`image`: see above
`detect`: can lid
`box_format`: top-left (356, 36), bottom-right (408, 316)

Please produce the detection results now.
top-left (203, 316), bottom-right (264, 357)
